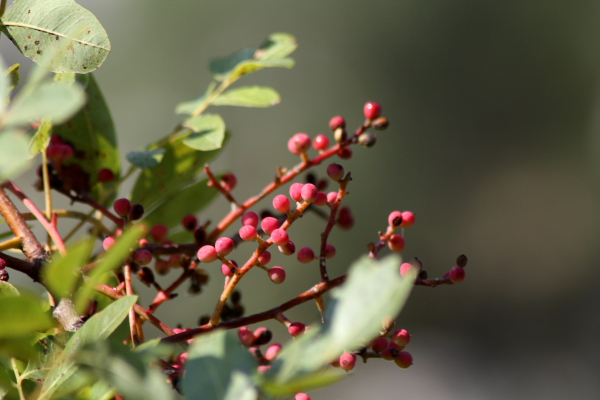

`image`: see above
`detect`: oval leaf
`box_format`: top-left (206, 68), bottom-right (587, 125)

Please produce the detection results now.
top-left (0, 281), bottom-right (20, 297)
top-left (182, 114), bottom-right (225, 151)
top-left (126, 149), bottom-right (166, 169)
top-left (28, 117), bottom-right (52, 155)
top-left (0, 130), bottom-right (33, 181)
top-left (42, 239), bottom-right (94, 299)
top-left (0, 293), bottom-right (53, 338)
top-left (212, 86), bottom-right (280, 107)
top-left (0, 0), bottom-right (111, 73)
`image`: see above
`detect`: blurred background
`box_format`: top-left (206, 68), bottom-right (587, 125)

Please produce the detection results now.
top-left (2, 0), bottom-right (600, 398)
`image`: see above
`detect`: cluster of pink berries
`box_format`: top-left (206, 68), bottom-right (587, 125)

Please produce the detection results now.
top-left (46, 136), bottom-right (74, 165)
top-left (385, 210), bottom-right (416, 253)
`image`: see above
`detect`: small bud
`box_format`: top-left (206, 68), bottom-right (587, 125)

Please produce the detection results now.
top-left (253, 327), bottom-right (272, 346)
top-left (137, 266), bottom-right (155, 286)
top-left (129, 204), bottom-right (145, 220)
top-left (288, 322), bottom-right (306, 337)
top-left (456, 254), bottom-right (468, 268)
top-left (334, 127), bottom-right (347, 143)
top-left (358, 132), bottom-right (377, 148)
top-left (371, 116), bottom-right (389, 130)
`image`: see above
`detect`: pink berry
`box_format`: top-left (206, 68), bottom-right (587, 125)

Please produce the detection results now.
top-left (261, 217), bottom-right (279, 235)
top-left (400, 262), bottom-right (414, 277)
top-left (265, 343), bottom-right (282, 361)
top-left (287, 133), bottom-right (312, 155)
top-left (278, 241), bottom-right (296, 255)
top-left (197, 245), bottom-right (218, 263)
top-left (289, 183), bottom-right (304, 202)
top-left (329, 116), bottom-right (346, 131)
top-left (295, 393), bottom-right (311, 400)
top-left (327, 191), bottom-right (338, 204)
top-left (388, 235), bottom-right (405, 252)
top-left (182, 215), bottom-right (198, 231)
top-left (0, 258), bottom-right (5, 270)
top-left (221, 261), bottom-right (237, 277)
top-left (337, 206), bottom-right (354, 230)
top-left (400, 211), bottom-right (415, 227)
top-left (238, 327), bottom-right (254, 346)
top-left (364, 101), bottom-right (382, 120)
top-left (297, 247), bottom-right (315, 263)
top-left (270, 229), bottom-right (289, 246)
top-left (330, 358), bottom-right (341, 368)
top-left (325, 244), bottom-right (336, 259)
top-left (301, 183), bottom-right (318, 203)
top-left (98, 168), bottom-right (115, 183)
top-left (327, 163), bottom-right (344, 182)
top-left (239, 225), bottom-right (258, 241)
top-left (449, 266), bottom-right (466, 283)
top-left (150, 224), bottom-right (169, 242)
top-left (339, 352), bottom-right (357, 371)
top-left (257, 365), bottom-right (271, 374)
top-left (273, 194), bottom-right (291, 213)
top-left (268, 266), bottom-right (286, 284)
top-left (103, 236), bottom-right (116, 251)
top-left (337, 147), bottom-right (352, 160)
top-left (372, 337), bottom-right (389, 352)
top-left (220, 173), bottom-right (237, 191)
top-left (241, 211), bottom-right (259, 228)
top-left (314, 191), bottom-right (327, 206)
top-left (313, 134), bottom-right (330, 151)
top-left (139, 238), bottom-right (150, 247)
top-left (394, 351), bottom-right (413, 369)
top-left (154, 259), bottom-right (170, 275)
top-left (253, 327), bottom-right (272, 345)
top-left (258, 251), bottom-right (272, 265)
top-left (389, 341), bottom-right (405, 351)
top-left (176, 352), bottom-right (189, 365)
top-left (381, 347), bottom-right (396, 360)
top-left (388, 211), bottom-right (403, 228)
top-left (113, 198), bottom-right (131, 217)
top-left (215, 237), bottom-right (234, 256)
top-left (391, 329), bottom-right (411, 346)
top-left (134, 249), bottom-right (153, 266)
top-left (288, 322), bottom-right (306, 337)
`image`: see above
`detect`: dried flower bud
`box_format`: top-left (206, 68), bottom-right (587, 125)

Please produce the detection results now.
top-left (334, 127), bottom-right (347, 143)
top-left (358, 132), bottom-right (377, 148)
top-left (372, 116), bottom-right (389, 130)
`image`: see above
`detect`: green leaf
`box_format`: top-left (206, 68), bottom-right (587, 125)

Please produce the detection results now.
top-left (131, 132), bottom-right (229, 211)
top-left (52, 73), bottom-right (119, 205)
top-left (212, 86), bottom-right (280, 108)
top-left (5, 63), bottom-right (20, 100)
top-left (126, 149), bottom-right (165, 169)
top-left (175, 81), bottom-right (217, 116)
top-left (182, 114), bottom-right (225, 151)
top-left (42, 239), bottom-right (94, 300)
top-left (0, 293), bottom-right (53, 339)
top-left (88, 379), bottom-right (114, 400)
top-left (182, 330), bottom-right (258, 400)
top-left (0, 0), bottom-right (111, 73)
top-left (28, 117), bottom-right (52, 155)
top-left (0, 129), bottom-right (33, 181)
top-left (142, 177), bottom-right (219, 229)
top-left (0, 57), bottom-right (8, 111)
top-left (255, 33), bottom-right (298, 61)
top-left (0, 281), bottom-right (20, 297)
top-left (39, 296), bottom-right (138, 400)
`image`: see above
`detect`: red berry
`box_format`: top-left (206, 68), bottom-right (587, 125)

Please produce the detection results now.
top-left (253, 327), bottom-right (272, 345)
top-left (394, 351), bottom-right (413, 369)
top-left (268, 266), bottom-right (286, 284)
top-left (239, 225), bottom-right (258, 241)
top-left (326, 163), bottom-right (344, 182)
top-left (400, 211), bottom-right (415, 227)
top-left (265, 343), bottom-right (282, 361)
top-left (449, 266), bottom-right (466, 283)
top-left (391, 329), bottom-right (411, 346)
top-left (337, 147), bottom-right (352, 160)
top-left (339, 352), bottom-right (357, 371)
top-left (134, 249), bottom-right (153, 266)
top-left (261, 217), bottom-right (279, 235)
top-left (241, 211), bottom-right (259, 228)
top-left (287, 133), bottom-right (312, 155)
top-left (176, 352), bottom-right (189, 365)
top-left (258, 251), bottom-right (272, 266)
top-left (0, 258), bottom-right (6, 270)
top-left (295, 393), bottom-right (311, 400)
top-left (381, 347), bottom-right (397, 360)
top-left (329, 116), bottom-right (346, 131)
top-left (400, 262), bottom-right (415, 277)
top-left (238, 327), bottom-right (254, 346)
top-left (297, 247), bottom-right (315, 263)
top-left (288, 322), bottom-right (306, 337)
top-left (221, 261), bottom-right (237, 277)
top-left (98, 168), bottom-right (115, 183)
top-left (220, 173), bottom-right (237, 191)
top-left (313, 134), bottom-right (330, 151)
top-left (388, 211), bottom-right (403, 228)
top-left (215, 237), bottom-right (234, 256)
top-left (326, 191), bottom-right (338, 204)
top-left (388, 234), bottom-right (405, 252)
top-left (129, 204), bottom-right (144, 220)
top-left (103, 236), bottom-right (116, 251)
top-left (113, 198), bottom-right (131, 217)
top-left (314, 191), bottom-right (327, 206)
top-left (272, 194), bottom-right (291, 213)
top-left (182, 215), bottom-right (198, 231)
top-left (371, 337), bottom-right (389, 352)
top-left (278, 241), bottom-right (296, 255)
top-left (150, 224), bottom-right (169, 242)
top-left (364, 101), bottom-right (382, 120)
top-left (337, 207), bottom-right (354, 230)
top-left (270, 229), bottom-right (289, 246)
top-left (300, 183), bottom-right (318, 203)
top-left (50, 135), bottom-right (63, 145)
top-left (289, 183), bottom-right (304, 202)
top-left (154, 259), bottom-right (170, 275)
top-left (197, 245), bottom-right (218, 263)
top-left (325, 244), bottom-right (336, 259)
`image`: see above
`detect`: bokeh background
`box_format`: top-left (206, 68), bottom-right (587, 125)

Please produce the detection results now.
top-left (3, 1), bottom-right (600, 399)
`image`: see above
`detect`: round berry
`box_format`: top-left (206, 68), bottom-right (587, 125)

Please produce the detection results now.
top-left (297, 247), bottom-right (315, 263)
top-left (457, 254), bottom-right (468, 268)
top-left (326, 191), bottom-right (338, 204)
top-left (295, 393), bottom-right (311, 400)
top-left (129, 204), bottom-right (145, 220)
top-left (197, 245), bottom-right (218, 263)
top-left (317, 179), bottom-right (328, 191)
top-left (337, 147), bottom-right (352, 160)
top-left (154, 259), bottom-right (170, 275)
top-left (221, 261), bottom-right (237, 277)
top-left (113, 198), bottom-right (131, 217)
top-left (150, 224), bottom-right (169, 243)
top-left (364, 101), bottom-right (382, 120)
top-left (394, 351), bottom-right (413, 369)
top-left (272, 194), bottom-right (291, 213)
top-left (449, 266), bottom-right (466, 283)
top-left (287, 133), bottom-right (312, 155)
top-left (258, 251), bottom-right (272, 265)
top-left (288, 322), bottom-right (306, 337)
top-left (301, 183), bottom-right (318, 203)
top-left (103, 236), bottom-right (116, 251)
top-left (358, 132), bottom-right (377, 148)
top-left (241, 211), bottom-right (259, 228)
top-left (388, 235), bottom-right (405, 252)
top-left (169, 254), bottom-right (182, 268)
top-left (220, 173), bottom-right (237, 191)
top-left (339, 352), bottom-right (357, 371)
top-left (325, 244), bottom-right (336, 259)
top-left (133, 249), bottom-right (153, 266)
top-left (261, 217), bottom-right (279, 235)
top-left (193, 227), bottom-right (207, 245)
top-left (278, 241), bottom-right (296, 256)
top-left (400, 262), bottom-right (415, 277)
top-left (381, 347), bottom-right (397, 360)
top-left (388, 211), bottom-right (403, 228)
top-left (391, 329), bottom-right (411, 347)
top-left (176, 352), bottom-right (189, 365)
top-left (265, 343), bottom-right (282, 361)
top-left (253, 327), bottom-right (272, 345)
top-left (289, 183), bottom-right (304, 202)
top-left (329, 115), bottom-right (346, 131)
top-left (400, 211), bottom-right (415, 227)
top-left (314, 192), bottom-right (327, 206)
top-left (337, 207), bottom-right (354, 230)
top-left (327, 163), bottom-right (344, 182)
top-left (215, 237), bottom-right (234, 256)
top-left (334, 127), bottom-right (347, 143)
top-left (0, 258), bottom-right (6, 270)
top-left (270, 229), bottom-right (289, 246)
top-left (313, 134), bottom-right (330, 151)
top-left (98, 168), bottom-right (115, 183)
top-left (238, 326), bottom-right (254, 346)
top-left (371, 337), bottom-right (389, 353)
top-left (268, 266), bottom-right (286, 284)
top-left (239, 225), bottom-right (258, 241)
top-left (182, 215), bottom-right (198, 231)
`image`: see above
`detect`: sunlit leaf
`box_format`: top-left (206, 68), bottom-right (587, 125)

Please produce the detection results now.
top-left (42, 239), bottom-right (94, 299)
top-left (28, 117), bottom-right (52, 155)
top-left (0, 293), bottom-right (53, 338)
top-left (0, 129), bottom-right (33, 181)
top-left (0, 281), bottom-right (20, 297)
top-left (212, 86), bottom-right (280, 108)
top-left (182, 114), bottom-right (225, 151)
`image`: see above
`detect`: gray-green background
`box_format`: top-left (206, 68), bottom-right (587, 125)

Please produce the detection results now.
top-left (2, 1), bottom-right (600, 399)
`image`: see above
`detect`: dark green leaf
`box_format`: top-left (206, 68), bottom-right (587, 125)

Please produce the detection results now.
top-left (126, 149), bottom-right (165, 170)
top-left (182, 114), bottom-right (225, 151)
top-left (0, 0), bottom-right (111, 73)
top-left (175, 81), bottom-right (217, 116)
top-left (0, 130), bottom-right (32, 180)
top-left (28, 117), bottom-right (52, 155)
top-left (0, 281), bottom-right (19, 297)
top-left (42, 239), bottom-right (94, 299)
top-left (212, 86), bottom-right (280, 108)
top-left (0, 293), bottom-right (53, 338)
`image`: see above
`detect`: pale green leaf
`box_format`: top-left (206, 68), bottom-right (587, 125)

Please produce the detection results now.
top-left (175, 81), bottom-right (217, 116)
top-left (42, 239), bottom-right (94, 299)
top-left (212, 86), bottom-right (280, 107)
top-left (126, 149), bottom-right (165, 169)
top-left (5, 63), bottom-right (20, 100)
top-left (182, 114), bottom-right (225, 151)
top-left (0, 293), bottom-right (53, 339)
top-left (0, 129), bottom-right (33, 181)
top-left (28, 117), bottom-right (52, 155)
top-left (0, 281), bottom-right (20, 297)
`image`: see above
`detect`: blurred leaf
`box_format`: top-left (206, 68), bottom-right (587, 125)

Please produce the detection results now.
top-left (212, 86), bottom-right (280, 108)
top-left (0, 57), bottom-right (7, 111)
top-left (0, 293), bottom-right (53, 339)
top-left (5, 63), bottom-right (20, 100)
top-left (131, 132), bottom-right (229, 211)
top-left (87, 379), bottom-right (114, 400)
top-left (126, 149), bottom-right (165, 170)
top-left (0, 0), bottom-right (111, 73)
top-left (175, 81), bottom-right (217, 115)
top-left (182, 330), bottom-right (258, 400)
top-left (166, 229), bottom-right (193, 244)
top-left (182, 114), bottom-right (225, 151)
top-left (39, 296), bottom-right (138, 400)
top-left (260, 369), bottom-right (343, 398)
top-left (255, 33), bottom-right (298, 61)
top-left (143, 177), bottom-right (219, 229)
top-left (52, 73), bottom-right (119, 205)
top-left (0, 131), bottom-right (33, 182)
top-left (28, 117), bottom-right (52, 155)
top-left (43, 239), bottom-right (94, 300)
top-left (0, 281), bottom-right (20, 297)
